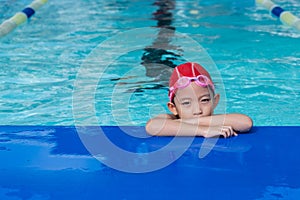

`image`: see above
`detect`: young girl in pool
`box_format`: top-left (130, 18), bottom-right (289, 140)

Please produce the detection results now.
top-left (146, 62), bottom-right (253, 138)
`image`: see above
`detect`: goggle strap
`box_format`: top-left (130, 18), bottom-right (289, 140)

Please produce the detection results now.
top-left (175, 67), bottom-right (181, 79)
top-left (191, 63), bottom-right (196, 76)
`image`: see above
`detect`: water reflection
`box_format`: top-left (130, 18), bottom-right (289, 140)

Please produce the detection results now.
top-left (141, 0), bottom-right (184, 85)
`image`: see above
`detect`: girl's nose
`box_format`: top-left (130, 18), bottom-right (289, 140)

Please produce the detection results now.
top-left (193, 104), bottom-right (202, 116)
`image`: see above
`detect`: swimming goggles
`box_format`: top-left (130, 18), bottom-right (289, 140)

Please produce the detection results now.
top-left (168, 75), bottom-right (215, 101)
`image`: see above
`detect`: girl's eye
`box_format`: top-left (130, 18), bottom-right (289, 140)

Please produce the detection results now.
top-left (201, 98), bottom-right (211, 103)
top-left (181, 101), bottom-right (191, 106)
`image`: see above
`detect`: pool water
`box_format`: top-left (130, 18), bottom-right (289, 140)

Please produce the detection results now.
top-left (1, 1), bottom-right (300, 200)
top-left (0, 0), bottom-right (299, 126)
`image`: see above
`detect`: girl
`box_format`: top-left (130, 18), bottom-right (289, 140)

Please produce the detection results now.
top-left (146, 62), bottom-right (253, 138)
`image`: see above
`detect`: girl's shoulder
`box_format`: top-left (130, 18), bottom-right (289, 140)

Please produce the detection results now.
top-left (154, 113), bottom-right (178, 120)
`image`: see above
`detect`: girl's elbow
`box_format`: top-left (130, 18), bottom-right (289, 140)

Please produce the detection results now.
top-left (243, 116), bottom-right (253, 132)
top-left (145, 120), bottom-right (157, 136)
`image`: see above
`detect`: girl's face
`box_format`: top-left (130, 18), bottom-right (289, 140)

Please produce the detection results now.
top-left (168, 82), bottom-right (219, 119)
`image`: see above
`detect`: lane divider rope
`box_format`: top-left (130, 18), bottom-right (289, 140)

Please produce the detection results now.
top-left (256, 0), bottom-right (300, 31)
top-left (0, 0), bottom-right (48, 38)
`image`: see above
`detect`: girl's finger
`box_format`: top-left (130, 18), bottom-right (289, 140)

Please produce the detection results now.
top-left (233, 131), bottom-right (238, 136)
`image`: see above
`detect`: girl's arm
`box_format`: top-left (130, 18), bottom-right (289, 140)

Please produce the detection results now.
top-left (145, 113), bottom-right (252, 137)
top-left (181, 114), bottom-right (253, 133)
top-left (146, 114), bottom-right (206, 137)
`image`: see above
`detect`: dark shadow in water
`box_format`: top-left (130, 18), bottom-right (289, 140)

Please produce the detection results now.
top-left (141, 0), bottom-right (184, 86)
top-left (109, 1), bottom-right (183, 93)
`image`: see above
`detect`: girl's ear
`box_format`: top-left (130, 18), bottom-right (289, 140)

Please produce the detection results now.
top-left (167, 102), bottom-right (178, 116)
top-left (213, 93), bottom-right (220, 109)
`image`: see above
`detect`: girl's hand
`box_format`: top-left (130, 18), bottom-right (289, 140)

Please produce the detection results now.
top-left (202, 125), bottom-right (238, 138)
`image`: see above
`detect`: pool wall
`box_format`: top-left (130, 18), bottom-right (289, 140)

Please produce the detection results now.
top-left (0, 126), bottom-right (299, 199)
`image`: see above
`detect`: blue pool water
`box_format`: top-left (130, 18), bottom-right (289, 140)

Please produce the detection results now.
top-left (0, 0), bottom-right (299, 126)
top-left (1, 0), bottom-right (300, 199)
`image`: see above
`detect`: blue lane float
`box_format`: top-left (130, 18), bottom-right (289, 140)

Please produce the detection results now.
top-left (256, 0), bottom-right (300, 31)
top-left (0, 0), bottom-right (48, 38)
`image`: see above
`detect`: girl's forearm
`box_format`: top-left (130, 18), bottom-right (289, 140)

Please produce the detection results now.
top-left (146, 118), bottom-right (206, 136)
top-left (145, 113), bottom-right (252, 137)
top-left (146, 117), bottom-right (238, 138)
top-left (181, 114), bottom-right (253, 132)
